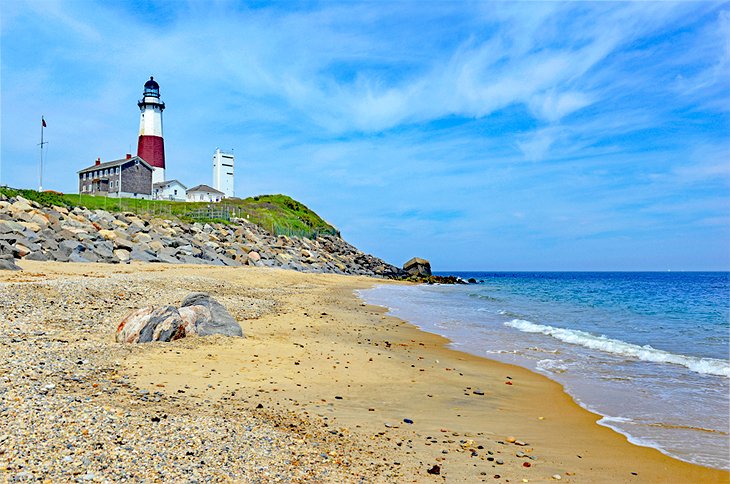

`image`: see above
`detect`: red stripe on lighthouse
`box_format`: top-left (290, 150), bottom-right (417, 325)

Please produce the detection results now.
top-left (137, 135), bottom-right (165, 169)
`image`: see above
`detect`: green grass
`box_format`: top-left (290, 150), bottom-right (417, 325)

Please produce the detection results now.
top-left (235, 194), bottom-right (339, 237)
top-left (0, 187), bottom-right (339, 238)
top-left (0, 187), bottom-right (69, 208)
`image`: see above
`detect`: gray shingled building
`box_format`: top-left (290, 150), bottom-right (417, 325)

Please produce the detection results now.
top-left (78, 155), bottom-right (153, 198)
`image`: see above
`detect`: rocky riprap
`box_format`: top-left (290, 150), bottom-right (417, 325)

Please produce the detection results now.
top-left (0, 194), bottom-right (403, 277)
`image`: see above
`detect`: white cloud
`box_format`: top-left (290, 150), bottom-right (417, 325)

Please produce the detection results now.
top-left (516, 127), bottom-right (562, 162)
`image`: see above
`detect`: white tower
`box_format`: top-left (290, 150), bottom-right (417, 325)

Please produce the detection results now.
top-left (212, 148), bottom-right (234, 198)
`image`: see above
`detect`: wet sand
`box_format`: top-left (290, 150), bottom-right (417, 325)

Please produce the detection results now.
top-left (2, 261), bottom-right (728, 482)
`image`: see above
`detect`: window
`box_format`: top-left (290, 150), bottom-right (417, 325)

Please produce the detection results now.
top-left (200, 194), bottom-right (203, 200)
top-left (174, 189), bottom-right (177, 195)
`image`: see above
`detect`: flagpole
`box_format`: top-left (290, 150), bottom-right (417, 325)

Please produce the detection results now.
top-left (38, 116), bottom-right (47, 192)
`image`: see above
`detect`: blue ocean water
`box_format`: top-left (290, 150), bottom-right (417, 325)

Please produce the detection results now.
top-left (358, 272), bottom-right (730, 469)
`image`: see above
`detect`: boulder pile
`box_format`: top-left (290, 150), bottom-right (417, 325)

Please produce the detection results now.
top-left (116, 292), bottom-right (243, 343)
top-left (0, 194), bottom-right (404, 277)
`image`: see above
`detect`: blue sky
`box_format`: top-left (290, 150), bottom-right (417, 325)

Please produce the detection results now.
top-left (1, 1), bottom-right (728, 270)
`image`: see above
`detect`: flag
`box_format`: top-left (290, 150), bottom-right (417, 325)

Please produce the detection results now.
top-left (42, 117), bottom-right (46, 128)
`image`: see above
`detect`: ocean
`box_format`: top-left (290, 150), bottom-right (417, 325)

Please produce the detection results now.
top-left (357, 272), bottom-right (730, 470)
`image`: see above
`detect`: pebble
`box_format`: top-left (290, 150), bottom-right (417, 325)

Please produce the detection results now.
top-left (496, 459), bottom-right (504, 465)
top-left (506, 436), bottom-right (516, 443)
top-left (473, 389), bottom-right (484, 395)
top-left (403, 418), bottom-right (414, 424)
top-left (0, 273), bottom-right (399, 482)
top-left (552, 475), bottom-right (562, 480)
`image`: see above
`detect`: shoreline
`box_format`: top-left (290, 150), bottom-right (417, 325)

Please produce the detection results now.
top-left (2, 262), bottom-right (728, 482)
top-left (359, 278), bottom-right (730, 471)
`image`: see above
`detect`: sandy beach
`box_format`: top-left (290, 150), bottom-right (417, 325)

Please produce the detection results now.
top-left (1, 261), bottom-right (727, 483)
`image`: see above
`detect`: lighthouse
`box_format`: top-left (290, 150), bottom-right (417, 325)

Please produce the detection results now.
top-left (136, 77), bottom-right (166, 184)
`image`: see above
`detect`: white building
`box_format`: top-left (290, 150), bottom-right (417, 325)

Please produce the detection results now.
top-left (212, 148), bottom-right (234, 198)
top-left (153, 179), bottom-right (187, 201)
top-left (187, 184), bottom-right (225, 203)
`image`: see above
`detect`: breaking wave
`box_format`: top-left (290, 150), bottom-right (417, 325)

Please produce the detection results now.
top-left (505, 319), bottom-right (730, 377)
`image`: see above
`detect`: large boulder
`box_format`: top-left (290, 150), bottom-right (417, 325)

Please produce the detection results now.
top-left (181, 292), bottom-right (243, 337)
top-left (403, 257), bottom-right (432, 276)
top-left (116, 306), bottom-right (187, 344)
top-left (116, 293), bottom-right (242, 343)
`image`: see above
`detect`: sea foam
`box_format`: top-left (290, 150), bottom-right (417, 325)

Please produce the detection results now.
top-left (505, 319), bottom-right (730, 377)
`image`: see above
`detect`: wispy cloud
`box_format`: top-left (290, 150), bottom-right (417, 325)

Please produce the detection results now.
top-left (1, 1), bottom-right (728, 270)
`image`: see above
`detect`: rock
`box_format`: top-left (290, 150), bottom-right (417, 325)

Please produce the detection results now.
top-left (180, 292), bottom-right (243, 337)
top-left (25, 251), bottom-right (49, 261)
top-left (473, 389), bottom-right (484, 395)
top-left (0, 220), bottom-right (26, 234)
top-left (132, 232), bottom-right (152, 244)
top-left (59, 239), bottom-right (84, 256)
top-left (98, 229), bottom-right (117, 240)
top-left (12, 243), bottom-right (31, 258)
top-left (248, 250), bottom-right (261, 262)
top-left (506, 436), bottom-right (516, 443)
top-left (403, 418), bottom-right (414, 424)
top-left (427, 464), bottom-right (441, 475)
top-left (0, 255), bottom-right (22, 270)
top-left (468, 277), bottom-right (477, 284)
top-left (114, 237), bottom-right (134, 251)
top-left (129, 248), bottom-right (158, 262)
top-left (113, 249), bottom-right (131, 262)
top-left (148, 240), bottom-right (164, 253)
top-left (116, 306), bottom-right (187, 344)
top-left (403, 257), bottom-right (431, 276)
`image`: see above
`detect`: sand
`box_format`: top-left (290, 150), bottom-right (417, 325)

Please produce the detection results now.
top-left (2, 261), bottom-right (727, 483)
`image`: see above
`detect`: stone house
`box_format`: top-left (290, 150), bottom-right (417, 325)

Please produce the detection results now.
top-left (78, 155), bottom-right (153, 198)
top-left (153, 179), bottom-right (187, 201)
top-left (186, 184), bottom-right (224, 203)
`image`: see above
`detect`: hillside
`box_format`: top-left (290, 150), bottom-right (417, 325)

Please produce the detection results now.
top-left (0, 190), bottom-right (402, 277)
top-left (0, 188), bottom-right (338, 239)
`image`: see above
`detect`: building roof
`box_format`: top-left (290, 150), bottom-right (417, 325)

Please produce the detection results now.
top-left (78, 156), bottom-right (153, 174)
top-left (187, 184), bottom-right (224, 195)
top-left (144, 76), bottom-right (159, 90)
top-left (153, 179), bottom-right (187, 189)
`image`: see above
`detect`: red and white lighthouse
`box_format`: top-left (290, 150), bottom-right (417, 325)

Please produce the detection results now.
top-left (136, 76), bottom-right (166, 184)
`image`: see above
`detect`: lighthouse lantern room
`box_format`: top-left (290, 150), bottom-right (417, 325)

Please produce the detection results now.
top-left (137, 77), bottom-right (166, 184)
